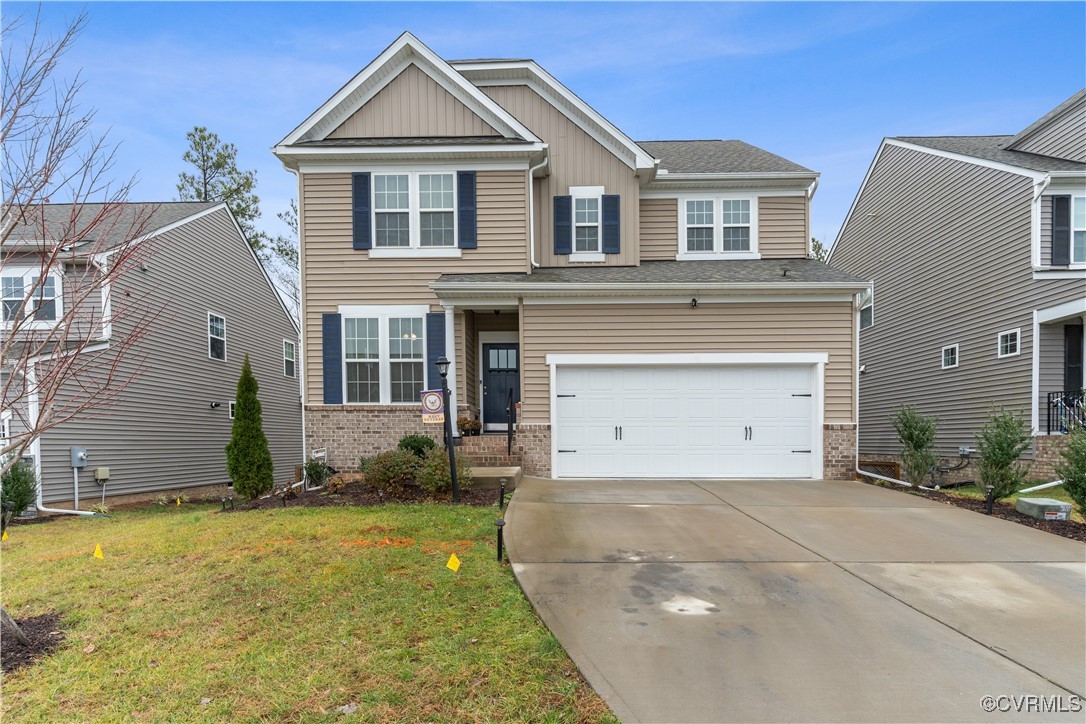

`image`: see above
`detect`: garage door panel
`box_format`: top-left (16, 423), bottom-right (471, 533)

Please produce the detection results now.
top-left (555, 365), bottom-right (816, 479)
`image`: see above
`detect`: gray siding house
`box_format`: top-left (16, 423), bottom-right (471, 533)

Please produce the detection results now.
top-left (2, 202), bottom-right (303, 506)
top-left (830, 89), bottom-right (1086, 478)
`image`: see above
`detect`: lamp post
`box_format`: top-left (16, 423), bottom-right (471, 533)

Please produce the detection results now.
top-left (435, 355), bottom-right (460, 504)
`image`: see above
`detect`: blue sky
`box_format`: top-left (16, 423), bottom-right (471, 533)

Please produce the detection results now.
top-left (9, 1), bottom-right (1086, 247)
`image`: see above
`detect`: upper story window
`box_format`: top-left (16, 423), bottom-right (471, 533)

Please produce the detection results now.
top-left (1073, 196), bottom-right (1085, 264)
top-left (372, 172), bottom-right (457, 254)
top-left (941, 344), bottom-right (959, 369)
top-left (1, 269), bottom-right (62, 327)
top-left (342, 306), bottom-right (427, 405)
top-left (678, 196), bottom-right (759, 260)
top-left (997, 328), bottom-right (1020, 358)
top-left (858, 288), bottom-right (874, 330)
top-left (568, 186), bottom-right (605, 262)
top-left (208, 313), bottom-right (226, 361)
top-left (283, 340), bottom-right (297, 378)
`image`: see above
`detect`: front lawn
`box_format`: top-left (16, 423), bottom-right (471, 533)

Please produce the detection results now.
top-left (1, 503), bottom-right (615, 721)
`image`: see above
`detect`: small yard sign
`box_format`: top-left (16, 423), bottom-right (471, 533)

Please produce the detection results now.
top-left (421, 390), bottom-right (444, 424)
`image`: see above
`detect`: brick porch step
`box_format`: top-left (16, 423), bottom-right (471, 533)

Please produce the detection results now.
top-left (471, 466), bottom-right (522, 490)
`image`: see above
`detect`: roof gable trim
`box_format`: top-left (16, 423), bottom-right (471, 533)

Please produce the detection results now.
top-left (1006, 89), bottom-right (1086, 151)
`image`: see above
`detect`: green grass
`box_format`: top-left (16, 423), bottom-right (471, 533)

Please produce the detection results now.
top-left (942, 483), bottom-right (1084, 522)
top-left (2, 504), bottom-right (616, 722)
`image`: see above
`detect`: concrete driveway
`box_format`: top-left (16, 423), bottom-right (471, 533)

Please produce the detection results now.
top-left (505, 478), bottom-right (1086, 723)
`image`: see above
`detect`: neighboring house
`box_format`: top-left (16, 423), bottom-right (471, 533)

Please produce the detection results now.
top-left (831, 89), bottom-right (1086, 478)
top-left (2, 202), bottom-right (303, 507)
top-left (274, 33), bottom-right (869, 480)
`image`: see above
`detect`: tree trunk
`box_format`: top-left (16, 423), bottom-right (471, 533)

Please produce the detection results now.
top-left (1, 606), bottom-right (31, 647)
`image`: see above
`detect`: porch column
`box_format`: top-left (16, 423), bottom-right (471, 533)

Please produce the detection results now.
top-left (443, 304), bottom-right (458, 437)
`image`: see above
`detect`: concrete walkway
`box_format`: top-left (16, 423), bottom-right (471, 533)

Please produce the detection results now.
top-left (505, 478), bottom-right (1086, 723)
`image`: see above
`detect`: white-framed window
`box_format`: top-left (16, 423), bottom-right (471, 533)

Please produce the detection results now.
top-left (1, 268), bottom-right (62, 328)
top-left (0, 409), bottom-right (11, 448)
top-left (340, 305), bottom-right (428, 405)
top-left (941, 344), bottom-right (959, 369)
top-left (229, 401), bottom-right (236, 420)
top-left (1073, 195), bottom-right (1085, 264)
top-left (678, 195), bottom-right (759, 259)
top-left (371, 172), bottom-right (458, 256)
top-left (208, 313), bottom-right (226, 361)
top-left (569, 185), bottom-right (604, 262)
top-left (858, 288), bottom-right (874, 330)
top-left (283, 340), bottom-right (296, 378)
top-left (997, 328), bottom-right (1020, 358)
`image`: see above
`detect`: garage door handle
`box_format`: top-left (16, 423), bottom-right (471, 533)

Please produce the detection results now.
top-left (558, 449), bottom-right (577, 453)
top-left (792, 393), bottom-right (812, 397)
top-left (792, 450), bottom-right (811, 454)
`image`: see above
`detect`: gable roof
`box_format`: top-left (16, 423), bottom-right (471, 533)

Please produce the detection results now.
top-left (638, 140), bottom-right (813, 175)
top-left (3, 201), bottom-right (216, 250)
top-left (893, 135), bottom-right (1085, 173)
top-left (276, 33), bottom-right (541, 148)
top-left (1007, 88), bottom-right (1086, 152)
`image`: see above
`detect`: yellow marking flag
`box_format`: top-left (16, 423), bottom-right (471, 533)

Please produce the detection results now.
top-left (93, 544), bottom-right (104, 560)
top-left (446, 553), bottom-right (461, 572)
top-left (2, 529), bottom-right (8, 541)
top-left (176, 497), bottom-right (181, 506)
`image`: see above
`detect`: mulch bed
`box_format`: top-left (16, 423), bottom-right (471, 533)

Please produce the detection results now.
top-left (863, 480), bottom-right (1086, 543)
top-left (223, 479), bottom-right (501, 512)
top-left (1, 613), bottom-right (66, 673)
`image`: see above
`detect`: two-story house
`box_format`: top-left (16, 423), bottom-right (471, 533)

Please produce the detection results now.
top-left (275, 33), bottom-right (869, 481)
top-left (831, 89), bottom-right (1086, 479)
top-left (2, 202), bottom-right (303, 509)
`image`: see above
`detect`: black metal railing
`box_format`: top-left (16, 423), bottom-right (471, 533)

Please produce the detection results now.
top-left (506, 387), bottom-right (516, 455)
top-left (1047, 389), bottom-right (1085, 433)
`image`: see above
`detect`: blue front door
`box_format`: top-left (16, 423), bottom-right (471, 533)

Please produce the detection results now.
top-left (482, 343), bottom-right (520, 430)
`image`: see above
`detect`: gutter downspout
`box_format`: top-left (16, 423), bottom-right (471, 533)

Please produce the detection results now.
top-left (857, 467), bottom-right (935, 491)
top-left (527, 153), bottom-right (549, 269)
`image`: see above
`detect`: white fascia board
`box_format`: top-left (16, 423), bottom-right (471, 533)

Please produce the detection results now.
top-left (297, 160), bottom-right (532, 174)
top-left (274, 142), bottom-right (544, 158)
top-left (641, 188), bottom-right (807, 199)
top-left (884, 139), bottom-right (1046, 180)
top-left (98, 202), bottom-right (228, 263)
top-left (522, 294), bottom-right (856, 305)
top-left (430, 281), bottom-right (872, 296)
top-left (1037, 297), bottom-right (1086, 323)
top-left (457, 61), bottom-right (657, 171)
top-left (278, 34), bottom-right (540, 147)
top-left (545, 352), bottom-right (829, 366)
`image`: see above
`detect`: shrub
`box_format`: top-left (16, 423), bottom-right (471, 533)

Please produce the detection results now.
top-left (365, 449), bottom-right (419, 492)
top-left (1, 459), bottom-right (38, 516)
top-left (225, 355), bottom-right (275, 499)
top-left (303, 458), bottom-right (332, 488)
top-left (416, 447), bottom-right (473, 495)
top-left (398, 434), bottom-right (437, 459)
top-left (891, 405), bottom-right (938, 485)
top-left (1055, 426), bottom-right (1086, 518)
top-left (976, 407), bottom-right (1032, 501)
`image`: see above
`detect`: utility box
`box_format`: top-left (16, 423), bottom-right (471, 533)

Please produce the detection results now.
top-left (94, 467), bottom-right (110, 482)
top-left (70, 447), bottom-right (88, 469)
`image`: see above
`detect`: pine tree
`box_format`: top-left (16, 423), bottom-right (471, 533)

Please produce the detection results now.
top-left (225, 355), bottom-right (274, 499)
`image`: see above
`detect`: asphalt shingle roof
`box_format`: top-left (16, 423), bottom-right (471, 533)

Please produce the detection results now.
top-left (436, 259), bottom-right (867, 287)
top-left (893, 135), bottom-right (1086, 173)
top-left (294, 136), bottom-right (527, 146)
top-left (637, 140), bottom-right (813, 175)
top-left (4, 201), bottom-right (218, 250)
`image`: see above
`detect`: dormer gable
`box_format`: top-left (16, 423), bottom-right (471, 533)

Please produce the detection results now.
top-left (1005, 88), bottom-right (1086, 163)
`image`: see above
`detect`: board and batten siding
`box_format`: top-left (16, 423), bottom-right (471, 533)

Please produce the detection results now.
top-left (1011, 93), bottom-right (1086, 163)
top-left (831, 143), bottom-right (1085, 456)
top-left (300, 170), bottom-right (529, 403)
top-left (480, 84), bottom-right (641, 267)
top-left (328, 64), bottom-right (499, 139)
top-left (38, 207), bottom-right (302, 503)
top-left (519, 301), bottom-right (855, 426)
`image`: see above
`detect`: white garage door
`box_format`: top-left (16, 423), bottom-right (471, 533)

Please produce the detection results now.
top-left (555, 365), bottom-right (816, 479)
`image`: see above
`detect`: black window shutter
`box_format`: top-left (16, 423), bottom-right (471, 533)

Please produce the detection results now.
top-left (352, 172), bottom-right (371, 250)
top-left (602, 195), bottom-right (620, 254)
top-left (1052, 195), bottom-right (1071, 266)
top-left (425, 312), bottom-right (446, 391)
top-left (553, 195), bottom-right (572, 255)
top-left (322, 313), bottom-right (343, 404)
top-left (457, 171), bottom-right (477, 249)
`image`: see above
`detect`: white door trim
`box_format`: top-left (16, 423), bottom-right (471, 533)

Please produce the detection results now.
top-left (479, 331), bottom-right (519, 429)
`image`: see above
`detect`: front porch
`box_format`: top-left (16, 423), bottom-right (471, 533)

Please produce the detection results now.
top-left (452, 306), bottom-right (521, 434)
top-left (1037, 314), bottom-right (1084, 435)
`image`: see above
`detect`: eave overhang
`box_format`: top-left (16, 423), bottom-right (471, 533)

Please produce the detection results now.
top-left (430, 280), bottom-right (871, 301)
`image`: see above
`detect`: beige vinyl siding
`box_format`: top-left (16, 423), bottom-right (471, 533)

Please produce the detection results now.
top-left (460, 310), bottom-right (477, 408)
top-left (38, 207), bottom-right (302, 503)
top-left (758, 196), bottom-right (809, 258)
top-left (301, 170), bottom-right (528, 402)
top-left (1011, 94), bottom-right (1086, 162)
top-left (328, 64), bottom-right (499, 139)
top-left (831, 143), bottom-right (1085, 456)
top-left (480, 84), bottom-right (641, 266)
top-left (520, 301), bottom-right (854, 425)
top-left (639, 198), bottom-right (678, 261)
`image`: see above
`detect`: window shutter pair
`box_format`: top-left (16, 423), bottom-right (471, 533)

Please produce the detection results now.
top-left (553, 194), bottom-right (620, 255)
top-left (321, 311), bottom-right (447, 404)
top-left (1052, 195), bottom-right (1071, 267)
top-left (350, 172), bottom-right (477, 250)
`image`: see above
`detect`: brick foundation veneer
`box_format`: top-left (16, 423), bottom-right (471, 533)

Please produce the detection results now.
top-left (822, 424), bottom-right (857, 480)
top-left (516, 424), bottom-right (552, 477)
top-left (858, 434), bottom-right (1071, 485)
top-left (305, 405), bottom-right (445, 471)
